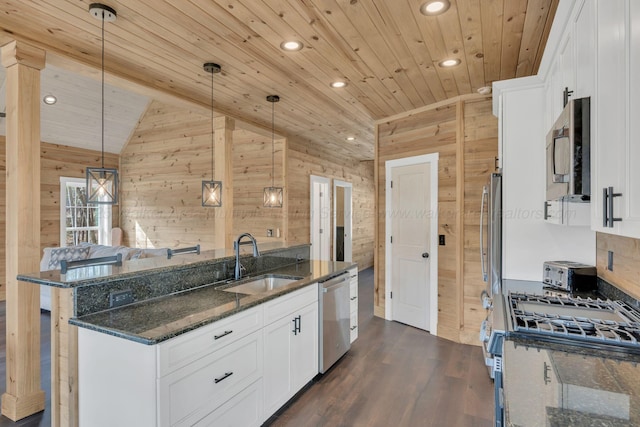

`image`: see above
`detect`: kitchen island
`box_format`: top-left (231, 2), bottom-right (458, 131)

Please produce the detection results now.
top-left (18, 242), bottom-right (356, 427)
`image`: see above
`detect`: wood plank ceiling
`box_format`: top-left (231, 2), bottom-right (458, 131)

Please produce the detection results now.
top-left (0, 0), bottom-right (557, 160)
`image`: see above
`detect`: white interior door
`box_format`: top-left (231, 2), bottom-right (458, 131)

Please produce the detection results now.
top-left (333, 180), bottom-right (352, 262)
top-left (310, 175), bottom-right (331, 261)
top-left (386, 154), bottom-right (438, 333)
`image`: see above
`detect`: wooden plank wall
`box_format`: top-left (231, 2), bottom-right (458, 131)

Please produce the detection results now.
top-left (461, 98), bottom-right (499, 344)
top-left (232, 129), bottom-right (285, 243)
top-left (287, 139), bottom-right (375, 270)
top-left (120, 100), bottom-right (286, 250)
top-left (0, 137), bottom-right (119, 300)
top-left (596, 233), bottom-right (640, 300)
top-left (375, 95), bottom-right (497, 344)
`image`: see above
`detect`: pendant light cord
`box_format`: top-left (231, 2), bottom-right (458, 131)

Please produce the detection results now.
top-left (101, 11), bottom-right (105, 169)
top-left (210, 68), bottom-right (214, 181)
top-left (271, 100), bottom-right (275, 188)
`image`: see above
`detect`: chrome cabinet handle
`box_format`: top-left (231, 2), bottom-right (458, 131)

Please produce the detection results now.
top-left (292, 315), bottom-right (301, 335)
top-left (350, 325), bottom-right (357, 331)
top-left (608, 186), bottom-right (623, 227)
top-left (350, 296), bottom-right (357, 301)
top-left (603, 187), bottom-right (609, 227)
top-left (543, 362), bottom-right (551, 385)
top-left (214, 330), bottom-right (233, 340)
top-left (544, 201), bottom-right (551, 220)
top-left (214, 372), bottom-right (233, 384)
top-left (480, 186), bottom-right (488, 282)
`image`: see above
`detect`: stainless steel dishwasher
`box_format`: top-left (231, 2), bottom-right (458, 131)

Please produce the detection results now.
top-left (319, 271), bottom-right (351, 373)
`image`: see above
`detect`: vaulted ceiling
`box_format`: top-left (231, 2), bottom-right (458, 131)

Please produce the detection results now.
top-left (0, 0), bottom-right (558, 160)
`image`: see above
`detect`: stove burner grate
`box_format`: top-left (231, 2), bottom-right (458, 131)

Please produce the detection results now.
top-left (509, 292), bottom-right (640, 348)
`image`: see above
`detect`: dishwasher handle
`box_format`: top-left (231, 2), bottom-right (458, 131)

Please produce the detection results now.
top-left (321, 273), bottom-right (349, 292)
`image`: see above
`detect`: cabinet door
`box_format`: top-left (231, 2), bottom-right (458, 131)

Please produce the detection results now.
top-left (291, 302), bottom-right (318, 392)
top-left (575, 0), bottom-right (596, 99)
top-left (622, 0), bottom-right (640, 237)
top-left (263, 314), bottom-right (294, 416)
top-left (592, 0), bottom-right (627, 233)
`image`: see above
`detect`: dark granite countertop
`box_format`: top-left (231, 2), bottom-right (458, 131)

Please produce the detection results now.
top-left (18, 242), bottom-right (306, 288)
top-left (501, 278), bottom-right (640, 426)
top-left (69, 260), bottom-right (354, 345)
top-left (503, 339), bottom-right (640, 427)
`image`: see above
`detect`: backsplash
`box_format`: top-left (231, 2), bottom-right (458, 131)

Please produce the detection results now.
top-left (74, 245), bottom-right (310, 317)
top-left (596, 233), bottom-right (640, 300)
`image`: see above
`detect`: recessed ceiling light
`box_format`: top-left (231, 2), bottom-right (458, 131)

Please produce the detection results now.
top-left (346, 136), bottom-right (355, 141)
top-left (330, 81), bottom-right (347, 88)
top-left (43, 95), bottom-right (57, 105)
top-left (438, 58), bottom-right (461, 68)
top-left (420, 0), bottom-right (451, 16)
top-left (280, 40), bottom-right (303, 51)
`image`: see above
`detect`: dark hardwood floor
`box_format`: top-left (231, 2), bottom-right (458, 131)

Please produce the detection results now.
top-left (266, 268), bottom-right (494, 427)
top-left (0, 268), bottom-right (493, 427)
top-left (0, 303), bottom-right (51, 427)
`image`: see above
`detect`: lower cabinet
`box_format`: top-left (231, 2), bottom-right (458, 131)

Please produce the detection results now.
top-left (263, 285), bottom-right (319, 416)
top-left (78, 284), bottom-right (320, 427)
top-left (348, 266), bottom-right (358, 343)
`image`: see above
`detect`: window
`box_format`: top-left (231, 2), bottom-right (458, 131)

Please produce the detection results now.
top-left (60, 177), bottom-right (111, 247)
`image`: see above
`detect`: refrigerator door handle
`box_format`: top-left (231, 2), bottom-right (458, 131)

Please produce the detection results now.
top-left (480, 186), bottom-right (488, 282)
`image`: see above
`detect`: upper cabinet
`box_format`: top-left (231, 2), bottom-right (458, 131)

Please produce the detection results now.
top-left (591, 0), bottom-right (640, 238)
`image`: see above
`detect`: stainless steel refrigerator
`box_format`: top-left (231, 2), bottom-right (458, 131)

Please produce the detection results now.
top-left (481, 172), bottom-right (502, 300)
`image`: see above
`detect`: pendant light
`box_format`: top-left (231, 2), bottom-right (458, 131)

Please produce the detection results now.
top-left (86, 3), bottom-right (118, 205)
top-left (264, 95), bottom-right (283, 208)
top-left (202, 62), bottom-right (223, 207)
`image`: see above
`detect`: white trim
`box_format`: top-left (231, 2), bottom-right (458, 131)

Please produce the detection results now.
top-left (310, 175), bottom-right (331, 261)
top-left (60, 176), bottom-right (112, 247)
top-left (332, 179), bottom-right (353, 262)
top-left (384, 153), bottom-right (439, 336)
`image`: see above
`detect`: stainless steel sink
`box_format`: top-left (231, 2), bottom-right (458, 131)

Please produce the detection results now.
top-left (222, 275), bottom-right (301, 295)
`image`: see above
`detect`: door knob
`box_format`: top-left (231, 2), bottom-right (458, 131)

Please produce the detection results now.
top-left (422, 252), bottom-right (429, 258)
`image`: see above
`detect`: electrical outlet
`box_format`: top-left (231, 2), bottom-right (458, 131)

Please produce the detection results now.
top-left (439, 235), bottom-right (445, 246)
top-left (110, 289), bottom-right (134, 308)
top-left (267, 229), bottom-right (273, 237)
top-left (607, 251), bottom-right (614, 271)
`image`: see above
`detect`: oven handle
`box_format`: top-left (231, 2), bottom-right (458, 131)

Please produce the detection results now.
top-left (480, 186), bottom-right (488, 282)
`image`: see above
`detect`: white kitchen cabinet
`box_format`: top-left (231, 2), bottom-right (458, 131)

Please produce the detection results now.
top-left (79, 304), bottom-right (264, 427)
top-left (158, 331), bottom-right (262, 427)
top-left (544, 200), bottom-right (591, 227)
top-left (194, 379), bottom-right (263, 427)
top-left (348, 266), bottom-right (358, 343)
top-left (574, 0), bottom-right (596, 99)
top-left (591, 0), bottom-right (640, 238)
top-left (263, 284), bottom-right (318, 416)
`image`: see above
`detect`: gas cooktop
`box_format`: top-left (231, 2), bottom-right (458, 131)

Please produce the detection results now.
top-left (508, 292), bottom-right (640, 351)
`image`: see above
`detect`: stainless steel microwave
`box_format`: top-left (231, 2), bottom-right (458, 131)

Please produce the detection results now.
top-left (545, 97), bottom-right (591, 202)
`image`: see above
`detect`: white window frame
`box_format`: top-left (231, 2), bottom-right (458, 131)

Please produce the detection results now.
top-left (60, 177), bottom-right (112, 247)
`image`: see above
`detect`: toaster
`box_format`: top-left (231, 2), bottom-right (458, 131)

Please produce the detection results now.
top-left (543, 261), bottom-right (597, 292)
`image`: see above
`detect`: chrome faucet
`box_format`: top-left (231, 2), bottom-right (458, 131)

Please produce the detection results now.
top-left (234, 233), bottom-right (260, 280)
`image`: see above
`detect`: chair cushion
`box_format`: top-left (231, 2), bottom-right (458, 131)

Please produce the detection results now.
top-left (47, 246), bottom-right (91, 270)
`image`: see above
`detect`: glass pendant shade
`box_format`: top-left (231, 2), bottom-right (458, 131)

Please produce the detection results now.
top-left (263, 186), bottom-right (283, 208)
top-left (202, 180), bottom-right (222, 207)
top-left (86, 3), bottom-right (118, 205)
top-left (87, 167), bottom-right (118, 204)
top-left (264, 95), bottom-right (283, 208)
top-left (202, 62), bottom-right (222, 207)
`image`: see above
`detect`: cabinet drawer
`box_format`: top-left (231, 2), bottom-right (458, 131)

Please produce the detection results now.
top-left (194, 379), bottom-right (263, 427)
top-left (264, 284), bottom-right (317, 325)
top-left (158, 305), bottom-right (263, 377)
top-left (350, 311), bottom-right (358, 343)
top-left (349, 282), bottom-right (358, 313)
top-left (158, 331), bottom-right (263, 427)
